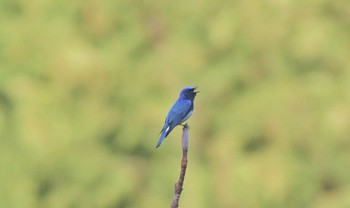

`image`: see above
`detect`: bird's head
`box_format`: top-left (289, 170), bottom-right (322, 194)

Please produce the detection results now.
top-left (179, 86), bottom-right (199, 100)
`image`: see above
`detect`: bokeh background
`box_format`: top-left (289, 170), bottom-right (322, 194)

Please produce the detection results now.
top-left (1, 0), bottom-right (350, 207)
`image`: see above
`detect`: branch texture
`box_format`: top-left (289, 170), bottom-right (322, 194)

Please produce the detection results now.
top-left (171, 124), bottom-right (189, 208)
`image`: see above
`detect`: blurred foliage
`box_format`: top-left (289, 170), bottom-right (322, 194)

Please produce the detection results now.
top-left (1, 0), bottom-right (350, 207)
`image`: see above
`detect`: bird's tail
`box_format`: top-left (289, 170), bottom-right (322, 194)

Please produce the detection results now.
top-left (156, 124), bottom-right (169, 148)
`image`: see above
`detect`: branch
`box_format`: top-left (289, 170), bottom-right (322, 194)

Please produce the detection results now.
top-left (171, 124), bottom-right (189, 208)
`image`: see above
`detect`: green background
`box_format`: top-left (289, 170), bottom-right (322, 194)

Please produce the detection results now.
top-left (1, 0), bottom-right (350, 207)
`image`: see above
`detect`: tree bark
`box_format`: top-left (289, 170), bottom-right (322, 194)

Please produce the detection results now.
top-left (171, 124), bottom-right (189, 208)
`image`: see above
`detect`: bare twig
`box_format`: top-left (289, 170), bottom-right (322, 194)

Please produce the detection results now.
top-left (171, 124), bottom-right (189, 208)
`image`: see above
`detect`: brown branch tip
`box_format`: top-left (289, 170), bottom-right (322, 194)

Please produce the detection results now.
top-left (171, 124), bottom-right (189, 208)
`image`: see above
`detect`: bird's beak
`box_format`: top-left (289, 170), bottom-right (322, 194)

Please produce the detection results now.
top-left (193, 86), bottom-right (199, 93)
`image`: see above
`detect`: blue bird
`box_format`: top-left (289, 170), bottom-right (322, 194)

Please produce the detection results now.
top-left (156, 86), bottom-right (199, 148)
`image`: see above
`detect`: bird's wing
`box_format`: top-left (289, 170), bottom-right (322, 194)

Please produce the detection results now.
top-left (166, 99), bottom-right (192, 126)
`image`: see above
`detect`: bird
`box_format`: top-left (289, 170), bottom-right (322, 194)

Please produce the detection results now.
top-left (156, 86), bottom-right (199, 148)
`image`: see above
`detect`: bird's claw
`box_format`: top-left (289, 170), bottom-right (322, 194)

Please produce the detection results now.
top-left (181, 123), bottom-right (190, 129)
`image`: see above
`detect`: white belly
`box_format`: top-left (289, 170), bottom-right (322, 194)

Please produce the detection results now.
top-left (180, 110), bottom-right (193, 124)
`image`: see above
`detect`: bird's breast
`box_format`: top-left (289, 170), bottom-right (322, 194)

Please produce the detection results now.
top-left (180, 110), bottom-right (193, 124)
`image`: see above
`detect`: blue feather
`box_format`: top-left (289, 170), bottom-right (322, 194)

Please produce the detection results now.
top-left (156, 86), bottom-right (198, 148)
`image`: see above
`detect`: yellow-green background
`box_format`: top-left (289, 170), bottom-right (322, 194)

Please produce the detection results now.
top-left (1, 0), bottom-right (350, 207)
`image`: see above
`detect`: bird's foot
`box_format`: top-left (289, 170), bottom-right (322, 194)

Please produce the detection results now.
top-left (180, 123), bottom-right (190, 129)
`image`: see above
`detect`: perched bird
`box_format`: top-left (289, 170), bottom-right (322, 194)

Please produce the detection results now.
top-left (156, 86), bottom-right (199, 148)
